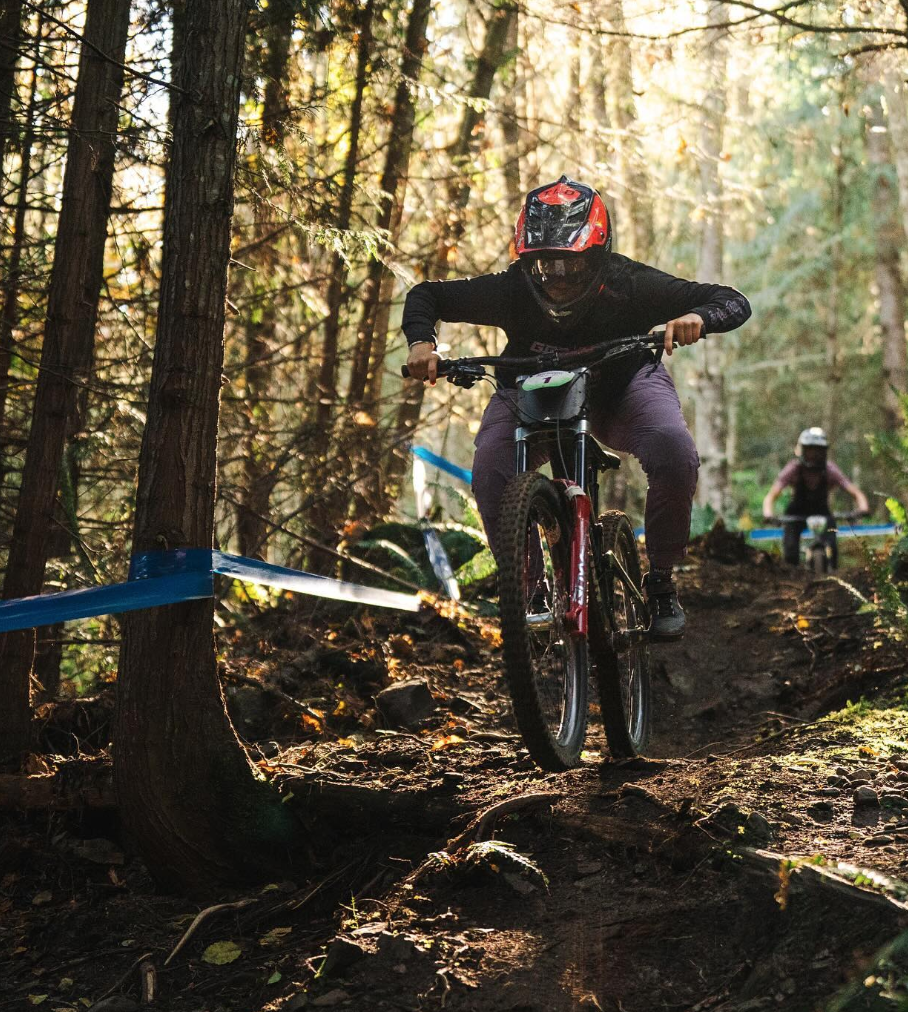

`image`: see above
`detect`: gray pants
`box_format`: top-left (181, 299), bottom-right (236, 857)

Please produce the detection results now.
top-left (472, 362), bottom-right (699, 569)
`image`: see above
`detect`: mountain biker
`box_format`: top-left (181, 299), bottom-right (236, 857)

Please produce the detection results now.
top-left (761, 426), bottom-right (870, 566)
top-left (402, 175), bottom-right (752, 640)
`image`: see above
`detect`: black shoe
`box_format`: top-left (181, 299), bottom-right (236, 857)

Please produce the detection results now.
top-left (643, 569), bottom-right (685, 641)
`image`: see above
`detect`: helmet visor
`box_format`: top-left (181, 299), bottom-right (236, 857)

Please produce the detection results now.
top-left (800, 445), bottom-right (826, 469)
top-left (528, 256), bottom-right (595, 304)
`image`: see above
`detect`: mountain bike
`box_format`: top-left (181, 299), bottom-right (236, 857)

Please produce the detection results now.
top-left (404, 334), bottom-right (668, 771)
top-left (766, 512), bottom-right (864, 574)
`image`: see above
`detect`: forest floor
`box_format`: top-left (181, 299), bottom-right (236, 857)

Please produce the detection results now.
top-left (3, 536), bottom-right (908, 1012)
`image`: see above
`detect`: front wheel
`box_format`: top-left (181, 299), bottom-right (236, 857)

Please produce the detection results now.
top-left (810, 545), bottom-right (828, 574)
top-left (591, 511), bottom-right (651, 758)
top-left (497, 472), bottom-right (588, 771)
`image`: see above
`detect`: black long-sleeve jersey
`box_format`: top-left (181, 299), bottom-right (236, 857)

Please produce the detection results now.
top-left (402, 254), bottom-right (751, 390)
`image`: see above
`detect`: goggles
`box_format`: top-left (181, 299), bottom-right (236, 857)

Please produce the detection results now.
top-left (529, 256), bottom-right (593, 285)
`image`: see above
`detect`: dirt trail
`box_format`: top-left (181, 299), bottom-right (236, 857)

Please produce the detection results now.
top-left (2, 541), bottom-right (907, 1012)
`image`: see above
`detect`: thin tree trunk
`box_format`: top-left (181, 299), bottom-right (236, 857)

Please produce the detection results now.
top-left (824, 99), bottom-right (845, 443)
top-left (0, 0), bottom-right (23, 190)
top-left (117, 0), bottom-right (294, 891)
top-left (498, 8), bottom-right (521, 210)
top-left (692, 1), bottom-right (729, 515)
top-left (347, 0), bottom-right (431, 409)
top-left (868, 96), bottom-right (908, 432)
top-left (883, 61), bottom-right (908, 248)
top-left (0, 19), bottom-right (38, 490)
top-left (311, 0), bottom-right (374, 435)
top-left (385, 2), bottom-right (517, 514)
top-left (603, 0), bottom-right (652, 261)
top-left (0, 0), bottom-right (131, 767)
top-left (237, 0), bottom-right (297, 559)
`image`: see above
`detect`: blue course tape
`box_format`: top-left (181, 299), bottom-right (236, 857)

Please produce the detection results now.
top-left (0, 550), bottom-right (422, 634)
top-left (748, 523), bottom-right (897, 543)
top-left (0, 571), bottom-right (213, 634)
top-left (411, 445), bottom-right (473, 485)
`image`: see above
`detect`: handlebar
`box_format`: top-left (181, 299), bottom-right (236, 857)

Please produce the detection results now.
top-left (401, 332), bottom-right (669, 385)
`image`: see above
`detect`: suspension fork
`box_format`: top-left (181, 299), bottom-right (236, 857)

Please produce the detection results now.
top-left (556, 480), bottom-right (590, 637)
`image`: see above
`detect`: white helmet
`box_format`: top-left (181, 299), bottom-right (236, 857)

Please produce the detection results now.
top-left (797, 427), bottom-right (828, 450)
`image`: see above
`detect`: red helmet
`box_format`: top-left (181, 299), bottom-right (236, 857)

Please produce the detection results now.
top-left (514, 176), bottom-right (612, 326)
top-left (514, 176), bottom-right (612, 256)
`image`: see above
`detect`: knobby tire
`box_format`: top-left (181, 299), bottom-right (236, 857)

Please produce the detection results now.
top-left (592, 511), bottom-right (651, 758)
top-left (497, 472), bottom-right (588, 771)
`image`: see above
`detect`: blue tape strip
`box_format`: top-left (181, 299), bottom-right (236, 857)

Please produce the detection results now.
top-left (210, 552), bottom-right (420, 612)
top-left (748, 523), bottom-right (897, 543)
top-left (411, 445), bottom-right (473, 485)
top-left (0, 549), bottom-right (421, 634)
top-left (0, 571), bottom-right (214, 633)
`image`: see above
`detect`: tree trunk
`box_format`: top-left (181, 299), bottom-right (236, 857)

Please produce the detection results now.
top-left (0, 0), bottom-right (23, 191)
top-left (692, 1), bottom-right (729, 515)
top-left (823, 98), bottom-right (845, 443)
top-left (304, 0), bottom-right (374, 561)
top-left (236, 0), bottom-right (298, 560)
top-left (883, 61), bottom-right (908, 248)
top-left (867, 96), bottom-right (908, 432)
top-left (116, 0), bottom-right (296, 892)
top-left (311, 0), bottom-right (374, 436)
top-left (385, 2), bottom-right (517, 513)
top-left (602, 0), bottom-right (652, 261)
top-left (0, 18), bottom-right (39, 492)
top-left (0, 0), bottom-right (131, 767)
top-left (497, 8), bottom-right (521, 211)
top-left (347, 0), bottom-right (431, 409)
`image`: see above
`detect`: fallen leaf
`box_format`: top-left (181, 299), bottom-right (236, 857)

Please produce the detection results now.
top-left (267, 971), bottom-right (282, 984)
top-left (796, 616), bottom-right (810, 631)
top-left (27, 997), bottom-right (48, 1006)
top-left (31, 891), bottom-right (52, 906)
top-left (201, 941), bottom-right (242, 965)
top-left (432, 734), bottom-right (465, 751)
top-left (259, 927), bottom-right (293, 947)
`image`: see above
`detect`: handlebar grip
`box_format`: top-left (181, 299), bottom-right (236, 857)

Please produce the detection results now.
top-left (401, 364), bottom-right (410, 378)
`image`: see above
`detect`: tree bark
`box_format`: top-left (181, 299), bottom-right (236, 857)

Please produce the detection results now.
top-left (867, 96), bottom-right (908, 432)
top-left (116, 0), bottom-right (295, 892)
top-left (0, 0), bottom-right (131, 767)
top-left (692, 1), bottom-right (729, 515)
top-left (0, 0), bottom-right (23, 191)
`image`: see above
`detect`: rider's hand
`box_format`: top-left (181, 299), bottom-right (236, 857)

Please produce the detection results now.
top-left (406, 341), bottom-right (440, 384)
top-left (659, 313), bottom-right (705, 356)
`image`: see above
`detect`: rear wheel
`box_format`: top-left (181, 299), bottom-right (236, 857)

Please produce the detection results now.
top-left (497, 472), bottom-right (588, 771)
top-left (592, 512), bottom-right (650, 758)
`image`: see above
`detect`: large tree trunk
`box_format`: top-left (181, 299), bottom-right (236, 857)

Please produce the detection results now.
top-left (0, 0), bottom-right (23, 191)
top-left (692, 1), bottom-right (729, 515)
top-left (867, 95), bottom-right (908, 432)
top-left (0, 0), bottom-right (131, 767)
top-left (385, 2), bottom-right (517, 513)
top-left (347, 0), bottom-right (431, 410)
top-left (116, 0), bottom-right (295, 892)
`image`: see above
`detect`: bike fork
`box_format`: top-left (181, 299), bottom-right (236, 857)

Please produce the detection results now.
top-left (557, 481), bottom-right (590, 637)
